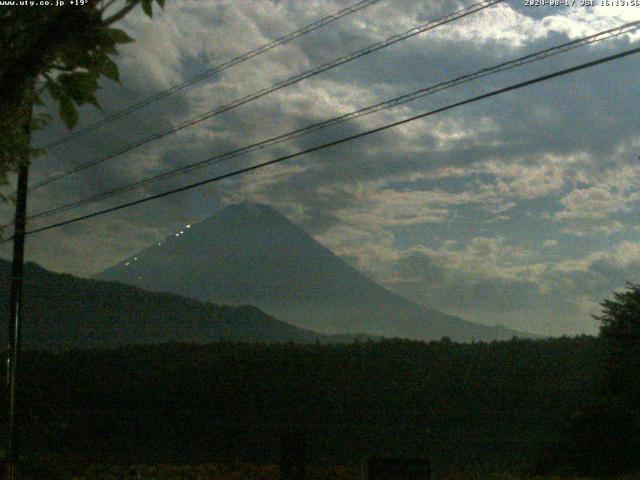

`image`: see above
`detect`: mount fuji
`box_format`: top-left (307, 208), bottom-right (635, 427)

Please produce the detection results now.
top-left (96, 202), bottom-right (533, 341)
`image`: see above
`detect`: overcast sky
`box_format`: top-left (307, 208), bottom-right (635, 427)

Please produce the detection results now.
top-left (2, 0), bottom-right (640, 336)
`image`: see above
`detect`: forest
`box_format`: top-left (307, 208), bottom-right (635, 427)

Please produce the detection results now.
top-left (0, 336), bottom-right (606, 474)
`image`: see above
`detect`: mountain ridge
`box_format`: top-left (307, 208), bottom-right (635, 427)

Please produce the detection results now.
top-left (0, 260), bottom-right (376, 348)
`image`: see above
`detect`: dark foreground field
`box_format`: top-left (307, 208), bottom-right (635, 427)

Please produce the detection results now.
top-left (14, 461), bottom-right (640, 479)
top-left (0, 336), bottom-right (608, 475)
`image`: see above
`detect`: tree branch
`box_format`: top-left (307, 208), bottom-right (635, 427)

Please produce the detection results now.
top-left (100, 0), bottom-right (120, 16)
top-left (104, 0), bottom-right (140, 25)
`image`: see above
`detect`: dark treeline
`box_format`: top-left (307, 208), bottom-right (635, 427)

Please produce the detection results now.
top-left (1, 336), bottom-right (604, 471)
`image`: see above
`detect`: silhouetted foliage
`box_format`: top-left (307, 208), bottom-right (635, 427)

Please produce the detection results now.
top-left (0, 0), bottom-right (165, 189)
top-left (596, 282), bottom-right (640, 405)
top-left (537, 284), bottom-right (640, 476)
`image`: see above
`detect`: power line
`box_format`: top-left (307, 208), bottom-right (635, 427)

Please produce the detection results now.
top-left (40, 0), bottom-right (384, 151)
top-left (11, 44), bottom-right (640, 241)
top-left (23, 0), bottom-right (503, 194)
top-left (25, 21), bottom-right (640, 222)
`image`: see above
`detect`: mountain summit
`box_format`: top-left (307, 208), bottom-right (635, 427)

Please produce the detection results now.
top-left (96, 202), bottom-right (531, 341)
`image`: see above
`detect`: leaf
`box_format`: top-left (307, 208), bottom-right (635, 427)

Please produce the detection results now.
top-left (96, 29), bottom-right (117, 54)
top-left (102, 41), bottom-right (118, 55)
top-left (26, 88), bottom-right (44, 106)
top-left (29, 146), bottom-right (46, 159)
top-left (59, 96), bottom-right (79, 128)
top-left (31, 111), bottom-right (51, 131)
top-left (58, 43), bottom-right (86, 68)
top-left (45, 78), bottom-right (63, 101)
top-left (156, 0), bottom-right (165, 8)
top-left (141, 0), bottom-right (153, 17)
top-left (102, 57), bottom-right (120, 83)
top-left (32, 95), bottom-right (45, 106)
top-left (58, 72), bottom-right (98, 105)
top-left (85, 90), bottom-right (100, 108)
top-left (109, 28), bottom-right (134, 44)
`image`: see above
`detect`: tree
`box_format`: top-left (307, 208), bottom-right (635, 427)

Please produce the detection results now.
top-left (0, 0), bottom-right (166, 192)
top-left (565, 284), bottom-right (640, 476)
top-left (0, 3), bottom-right (166, 478)
top-left (594, 282), bottom-right (640, 407)
top-left (535, 284), bottom-right (640, 476)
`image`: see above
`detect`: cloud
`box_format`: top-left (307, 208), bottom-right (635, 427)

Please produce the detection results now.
top-left (377, 237), bottom-right (640, 336)
top-left (556, 184), bottom-right (640, 221)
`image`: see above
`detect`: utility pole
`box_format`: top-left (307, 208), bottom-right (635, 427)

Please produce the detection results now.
top-left (5, 103), bottom-right (32, 480)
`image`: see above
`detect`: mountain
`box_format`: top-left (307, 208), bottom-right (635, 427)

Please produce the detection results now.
top-left (0, 260), bottom-right (371, 349)
top-left (96, 202), bottom-right (533, 341)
